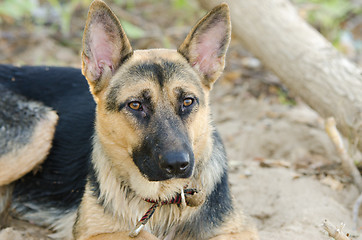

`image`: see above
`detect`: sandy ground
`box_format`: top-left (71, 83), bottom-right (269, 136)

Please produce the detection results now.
top-left (211, 83), bottom-right (361, 239)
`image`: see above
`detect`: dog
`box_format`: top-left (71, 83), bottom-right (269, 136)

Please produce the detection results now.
top-left (0, 1), bottom-right (258, 239)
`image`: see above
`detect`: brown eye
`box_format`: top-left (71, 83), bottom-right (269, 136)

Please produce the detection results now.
top-left (183, 98), bottom-right (194, 107)
top-left (129, 101), bottom-right (142, 110)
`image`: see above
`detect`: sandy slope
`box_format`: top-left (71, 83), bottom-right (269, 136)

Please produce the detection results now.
top-left (212, 82), bottom-right (361, 240)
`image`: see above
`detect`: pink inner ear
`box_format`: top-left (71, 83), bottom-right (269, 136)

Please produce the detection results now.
top-left (89, 23), bottom-right (117, 79)
top-left (192, 21), bottom-right (226, 76)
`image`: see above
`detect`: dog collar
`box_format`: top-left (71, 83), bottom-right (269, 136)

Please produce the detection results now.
top-left (129, 188), bottom-right (198, 238)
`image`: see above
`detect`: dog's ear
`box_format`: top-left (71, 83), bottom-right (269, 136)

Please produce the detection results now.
top-left (178, 3), bottom-right (231, 89)
top-left (82, 0), bottom-right (133, 95)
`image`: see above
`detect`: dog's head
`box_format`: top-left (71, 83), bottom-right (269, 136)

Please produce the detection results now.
top-left (82, 0), bottom-right (230, 198)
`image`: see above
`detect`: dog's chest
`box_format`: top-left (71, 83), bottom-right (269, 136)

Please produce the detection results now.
top-left (126, 200), bottom-right (197, 239)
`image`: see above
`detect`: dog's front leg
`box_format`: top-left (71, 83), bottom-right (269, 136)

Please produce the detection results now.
top-left (85, 230), bottom-right (159, 240)
top-left (207, 210), bottom-right (259, 240)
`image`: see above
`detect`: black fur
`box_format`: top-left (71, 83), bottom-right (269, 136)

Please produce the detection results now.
top-left (0, 65), bottom-right (94, 211)
top-left (88, 163), bottom-right (101, 204)
top-left (131, 63), bottom-right (166, 87)
top-left (0, 85), bottom-right (50, 156)
top-left (128, 60), bottom-right (189, 88)
top-left (180, 169), bottom-right (232, 239)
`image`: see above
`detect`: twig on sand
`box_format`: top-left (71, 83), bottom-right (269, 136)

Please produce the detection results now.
top-left (353, 193), bottom-right (362, 230)
top-left (325, 117), bottom-right (362, 231)
top-left (322, 219), bottom-right (351, 240)
top-left (325, 117), bottom-right (362, 192)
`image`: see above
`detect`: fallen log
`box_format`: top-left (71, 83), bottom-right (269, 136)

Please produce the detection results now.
top-left (199, 0), bottom-right (362, 153)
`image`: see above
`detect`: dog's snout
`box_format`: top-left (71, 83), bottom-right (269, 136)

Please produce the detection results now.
top-left (159, 152), bottom-right (191, 177)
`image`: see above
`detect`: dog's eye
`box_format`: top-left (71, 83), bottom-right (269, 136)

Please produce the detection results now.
top-left (129, 101), bottom-right (142, 111)
top-left (183, 98), bottom-right (194, 107)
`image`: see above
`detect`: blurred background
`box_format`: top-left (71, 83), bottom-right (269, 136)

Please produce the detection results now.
top-left (0, 0), bottom-right (361, 68)
top-left (0, 0), bottom-right (204, 66)
top-left (1, 0), bottom-right (361, 109)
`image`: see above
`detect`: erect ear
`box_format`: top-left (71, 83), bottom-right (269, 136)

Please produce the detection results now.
top-left (178, 3), bottom-right (231, 89)
top-left (82, 0), bottom-right (133, 95)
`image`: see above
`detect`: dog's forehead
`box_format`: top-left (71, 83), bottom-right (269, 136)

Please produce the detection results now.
top-left (114, 49), bottom-right (203, 91)
top-left (105, 49), bottom-right (205, 111)
top-left (115, 49), bottom-right (199, 85)
top-left (128, 49), bottom-right (186, 63)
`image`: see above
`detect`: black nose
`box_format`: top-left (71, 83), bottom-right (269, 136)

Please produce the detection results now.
top-left (159, 152), bottom-right (190, 177)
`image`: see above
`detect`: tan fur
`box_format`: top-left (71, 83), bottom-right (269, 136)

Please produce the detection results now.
top-left (75, 1), bottom-right (258, 239)
top-left (85, 231), bottom-right (158, 240)
top-left (209, 206), bottom-right (259, 240)
top-left (0, 110), bottom-right (58, 186)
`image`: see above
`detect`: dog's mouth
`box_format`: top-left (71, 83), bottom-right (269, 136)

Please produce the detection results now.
top-left (128, 170), bottom-right (196, 201)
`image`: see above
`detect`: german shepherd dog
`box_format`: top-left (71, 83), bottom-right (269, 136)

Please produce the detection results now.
top-left (0, 1), bottom-right (258, 239)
